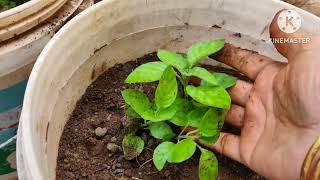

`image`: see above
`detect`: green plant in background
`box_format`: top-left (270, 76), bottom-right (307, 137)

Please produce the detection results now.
top-left (121, 39), bottom-right (236, 180)
top-left (0, 0), bottom-right (16, 9)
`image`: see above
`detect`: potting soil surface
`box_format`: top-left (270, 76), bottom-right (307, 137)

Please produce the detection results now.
top-left (56, 53), bottom-right (265, 180)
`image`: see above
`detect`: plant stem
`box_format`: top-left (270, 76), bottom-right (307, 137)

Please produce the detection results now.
top-left (177, 135), bottom-right (189, 139)
top-left (135, 156), bottom-right (141, 166)
top-left (139, 158), bottom-right (153, 168)
top-left (178, 135), bottom-right (198, 140)
top-left (176, 74), bottom-right (185, 87)
top-left (196, 144), bottom-right (205, 152)
top-left (178, 126), bottom-right (188, 138)
top-left (186, 129), bottom-right (198, 136)
top-left (182, 75), bottom-right (190, 99)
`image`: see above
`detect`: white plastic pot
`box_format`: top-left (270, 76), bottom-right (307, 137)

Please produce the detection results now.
top-left (0, 0), bottom-right (68, 42)
top-left (17, 0), bottom-right (320, 179)
top-left (0, 0), bottom-right (86, 179)
top-left (0, 0), bottom-right (56, 27)
top-left (0, 0), bottom-right (84, 131)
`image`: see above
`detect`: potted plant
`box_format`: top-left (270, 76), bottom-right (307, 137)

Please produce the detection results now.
top-left (120, 39), bottom-right (236, 180)
top-left (16, 0), bottom-right (320, 179)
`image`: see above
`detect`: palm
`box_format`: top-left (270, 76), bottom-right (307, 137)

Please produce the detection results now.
top-left (202, 16), bottom-right (320, 179)
top-left (244, 53), bottom-right (320, 179)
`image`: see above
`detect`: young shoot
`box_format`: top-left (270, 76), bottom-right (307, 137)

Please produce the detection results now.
top-left (121, 39), bottom-right (237, 180)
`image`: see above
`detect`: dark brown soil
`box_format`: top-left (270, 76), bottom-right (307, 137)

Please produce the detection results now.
top-left (56, 53), bottom-right (265, 180)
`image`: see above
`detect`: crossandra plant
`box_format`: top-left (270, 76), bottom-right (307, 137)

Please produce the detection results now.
top-left (121, 39), bottom-right (237, 180)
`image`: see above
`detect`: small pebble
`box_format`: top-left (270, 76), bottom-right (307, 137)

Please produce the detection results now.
top-left (107, 143), bottom-right (120, 153)
top-left (73, 153), bottom-right (79, 158)
top-left (95, 127), bottom-right (107, 137)
top-left (110, 136), bottom-right (117, 142)
top-left (114, 169), bottom-right (124, 173)
top-left (115, 163), bottom-right (122, 168)
top-left (66, 172), bottom-right (75, 178)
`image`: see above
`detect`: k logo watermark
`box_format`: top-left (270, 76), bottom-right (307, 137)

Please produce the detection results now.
top-left (277, 9), bottom-right (302, 34)
top-left (268, 9), bottom-right (310, 44)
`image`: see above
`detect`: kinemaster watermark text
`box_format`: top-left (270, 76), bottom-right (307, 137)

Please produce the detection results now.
top-left (269, 9), bottom-right (311, 44)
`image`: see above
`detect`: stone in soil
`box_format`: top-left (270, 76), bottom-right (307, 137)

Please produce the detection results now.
top-left (95, 127), bottom-right (107, 137)
top-left (106, 143), bottom-right (121, 153)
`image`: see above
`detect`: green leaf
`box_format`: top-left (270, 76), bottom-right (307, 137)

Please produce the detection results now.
top-left (170, 99), bottom-right (194, 126)
top-left (153, 142), bottom-right (175, 171)
top-left (144, 99), bottom-right (184, 122)
top-left (157, 49), bottom-right (188, 72)
top-left (187, 39), bottom-right (225, 67)
top-left (170, 111), bottom-right (189, 126)
top-left (122, 134), bottom-right (144, 160)
top-left (199, 148), bottom-right (218, 180)
top-left (199, 109), bottom-right (223, 137)
top-left (199, 134), bottom-right (220, 144)
top-left (201, 73), bottom-right (237, 89)
top-left (189, 67), bottom-right (219, 86)
top-left (155, 107), bottom-right (177, 121)
top-left (168, 138), bottom-right (197, 163)
top-left (149, 104), bottom-right (178, 122)
top-left (213, 73), bottom-right (237, 88)
top-left (126, 106), bottom-right (141, 119)
top-left (187, 107), bottom-right (208, 128)
top-left (192, 100), bottom-right (207, 108)
top-left (124, 121), bottom-right (141, 135)
top-left (216, 108), bottom-right (225, 130)
top-left (125, 62), bottom-right (168, 83)
top-left (190, 67), bottom-right (237, 89)
top-left (155, 66), bottom-right (178, 109)
top-left (200, 80), bottom-right (211, 87)
top-left (121, 89), bottom-right (153, 119)
top-left (186, 85), bottom-right (231, 109)
top-left (149, 122), bottom-right (175, 140)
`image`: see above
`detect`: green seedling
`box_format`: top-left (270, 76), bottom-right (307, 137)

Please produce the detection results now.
top-left (121, 39), bottom-right (236, 180)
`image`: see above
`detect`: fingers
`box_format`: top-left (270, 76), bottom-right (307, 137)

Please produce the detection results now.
top-left (226, 104), bottom-right (245, 128)
top-left (201, 132), bottom-right (241, 163)
top-left (269, 10), bottom-right (318, 60)
top-left (210, 43), bottom-right (276, 80)
top-left (228, 80), bottom-right (253, 106)
top-left (238, 91), bottom-right (266, 164)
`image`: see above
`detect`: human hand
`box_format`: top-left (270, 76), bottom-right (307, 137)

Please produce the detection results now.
top-left (204, 11), bottom-right (320, 180)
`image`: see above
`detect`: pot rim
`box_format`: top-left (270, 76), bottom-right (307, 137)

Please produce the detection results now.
top-left (18, 0), bottom-right (320, 179)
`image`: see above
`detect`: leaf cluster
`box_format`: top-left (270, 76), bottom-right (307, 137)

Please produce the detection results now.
top-left (121, 39), bottom-right (236, 180)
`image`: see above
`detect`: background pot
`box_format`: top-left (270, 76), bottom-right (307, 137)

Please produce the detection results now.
top-left (17, 0), bottom-right (320, 179)
top-left (0, 0), bottom-right (69, 42)
top-left (0, 0), bottom-right (58, 27)
top-left (0, 0), bottom-right (84, 135)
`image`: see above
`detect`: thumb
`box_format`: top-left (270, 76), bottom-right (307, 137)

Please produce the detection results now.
top-left (269, 10), bottom-right (319, 61)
